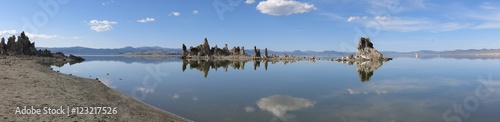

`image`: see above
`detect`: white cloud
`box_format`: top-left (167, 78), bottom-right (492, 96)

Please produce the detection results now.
top-left (411, 0), bottom-right (426, 8)
top-left (348, 16), bottom-right (467, 32)
top-left (101, 0), bottom-right (114, 5)
top-left (474, 22), bottom-right (500, 29)
top-left (347, 16), bottom-right (369, 22)
top-left (479, 2), bottom-right (500, 10)
top-left (27, 34), bottom-right (80, 39)
top-left (192, 10), bottom-right (199, 14)
top-left (373, 17), bottom-right (467, 32)
top-left (465, 4), bottom-right (500, 29)
top-left (347, 16), bottom-right (360, 22)
top-left (66, 36), bottom-right (82, 39)
top-left (245, 0), bottom-right (255, 4)
top-left (137, 17), bottom-right (155, 23)
top-left (374, 16), bottom-right (388, 21)
top-left (169, 11), bottom-right (181, 16)
top-left (318, 13), bottom-right (346, 21)
top-left (362, 1), bottom-right (500, 31)
top-left (0, 30), bottom-right (18, 36)
top-left (0, 30), bottom-right (81, 39)
top-left (87, 20), bottom-right (118, 32)
top-left (256, 0), bottom-right (316, 16)
top-left (25, 33), bottom-right (59, 39)
top-left (347, 16), bottom-right (367, 22)
top-left (465, 11), bottom-right (500, 21)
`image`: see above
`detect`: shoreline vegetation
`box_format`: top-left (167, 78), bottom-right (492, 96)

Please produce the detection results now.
top-left (0, 32), bottom-right (191, 121)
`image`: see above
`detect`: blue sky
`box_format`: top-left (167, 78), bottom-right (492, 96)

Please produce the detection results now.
top-left (0, 0), bottom-right (499, 52)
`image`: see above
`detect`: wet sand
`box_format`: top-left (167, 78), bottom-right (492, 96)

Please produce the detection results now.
top-left (0, 56), bottom-right (191, 121)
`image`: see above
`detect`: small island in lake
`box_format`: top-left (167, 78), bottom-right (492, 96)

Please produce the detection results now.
top-left (181, 38), bottom-right (318, 61)
top-left (334, 37), bottom-right (393, 82)
top-left (334, 37), bottom-right (392, 62)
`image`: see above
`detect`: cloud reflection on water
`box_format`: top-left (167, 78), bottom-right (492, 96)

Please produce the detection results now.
top-left (99, 78), bottom-right (116, 89)
top-left (322, 76), bottom-right (500, 121)
top-left (257, 95), bottom-right (315, 121)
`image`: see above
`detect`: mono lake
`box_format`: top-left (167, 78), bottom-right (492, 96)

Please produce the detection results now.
top-left (52, 55), bottom-right (500, 122)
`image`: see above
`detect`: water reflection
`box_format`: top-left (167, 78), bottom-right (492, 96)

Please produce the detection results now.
top-left (257, 95), bottom-right (315, 122)
top-left (52, 56), bottom-right (500, 121)
top-left (339, 60), bottom-right (384, 82)
top-left (182, 59), bottom-right (299, 77)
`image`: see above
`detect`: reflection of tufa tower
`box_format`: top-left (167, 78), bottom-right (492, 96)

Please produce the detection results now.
top-left (356, 60), bottom-right (383, 82)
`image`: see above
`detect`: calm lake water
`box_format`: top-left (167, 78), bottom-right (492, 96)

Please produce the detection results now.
top-left (53, 55), bottom-right (500, 122)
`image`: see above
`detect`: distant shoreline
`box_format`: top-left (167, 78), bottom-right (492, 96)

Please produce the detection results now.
top-left (0, 56), bottom-right (191, 121)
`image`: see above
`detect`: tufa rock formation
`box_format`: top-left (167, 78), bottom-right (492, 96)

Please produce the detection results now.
top-left (201, 38), bottom-right (210, 56)
top-left (181, 38), bottom-right (266, 59)
top-left (241, 46), bottom-right (245, 55)
top-left (334, 37), bottom-right (391, 82)
top-left (2, 31), bottom-right (37, 55)
top-left (336, 37), bottom-right (392, 61)
top-left (7, 35), bottom-right (16, 53)
top-left (264, 48), bottom-right (268, 58)
top-left (0, 38), bottom-right (6, 55)
top-left (223, 44), bottom-right (229, 54)
top-left (356, 37), bottom-right (383, 60)
top-left (182, 44), bottom-right (188, 57)
top-left (1, 31), bottom-right (85, 63)
top-left (253, 46), bottom-right (261, 58)
top-left (230, 46), bottom-right (241, 55)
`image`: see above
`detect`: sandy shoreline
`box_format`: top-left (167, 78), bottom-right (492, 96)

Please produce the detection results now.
top-left (0, 56), bottom-right (191, 121)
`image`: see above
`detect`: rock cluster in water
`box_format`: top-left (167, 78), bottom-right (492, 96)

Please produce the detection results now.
top-left (253, 46), bottom-right (261, 58)
top-left (181, 38), bottom-right (319, 62)
top-left (181, 38), bottom-right (272, 59)
top-left (335, 37), bottom-right (392, 61)
top-left (334, 37), bottom-right (392, 82)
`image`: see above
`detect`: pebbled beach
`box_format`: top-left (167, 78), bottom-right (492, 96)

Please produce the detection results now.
top-left (0, 56), bottom-right (191, 121)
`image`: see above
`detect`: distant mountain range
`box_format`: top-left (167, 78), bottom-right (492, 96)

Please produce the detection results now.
top-left (38, 46), bottom-right (181, 55)
top-left (38, 46), bottom-right (349, 56)
top-left (38, 46), bottom-right (500, 59)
